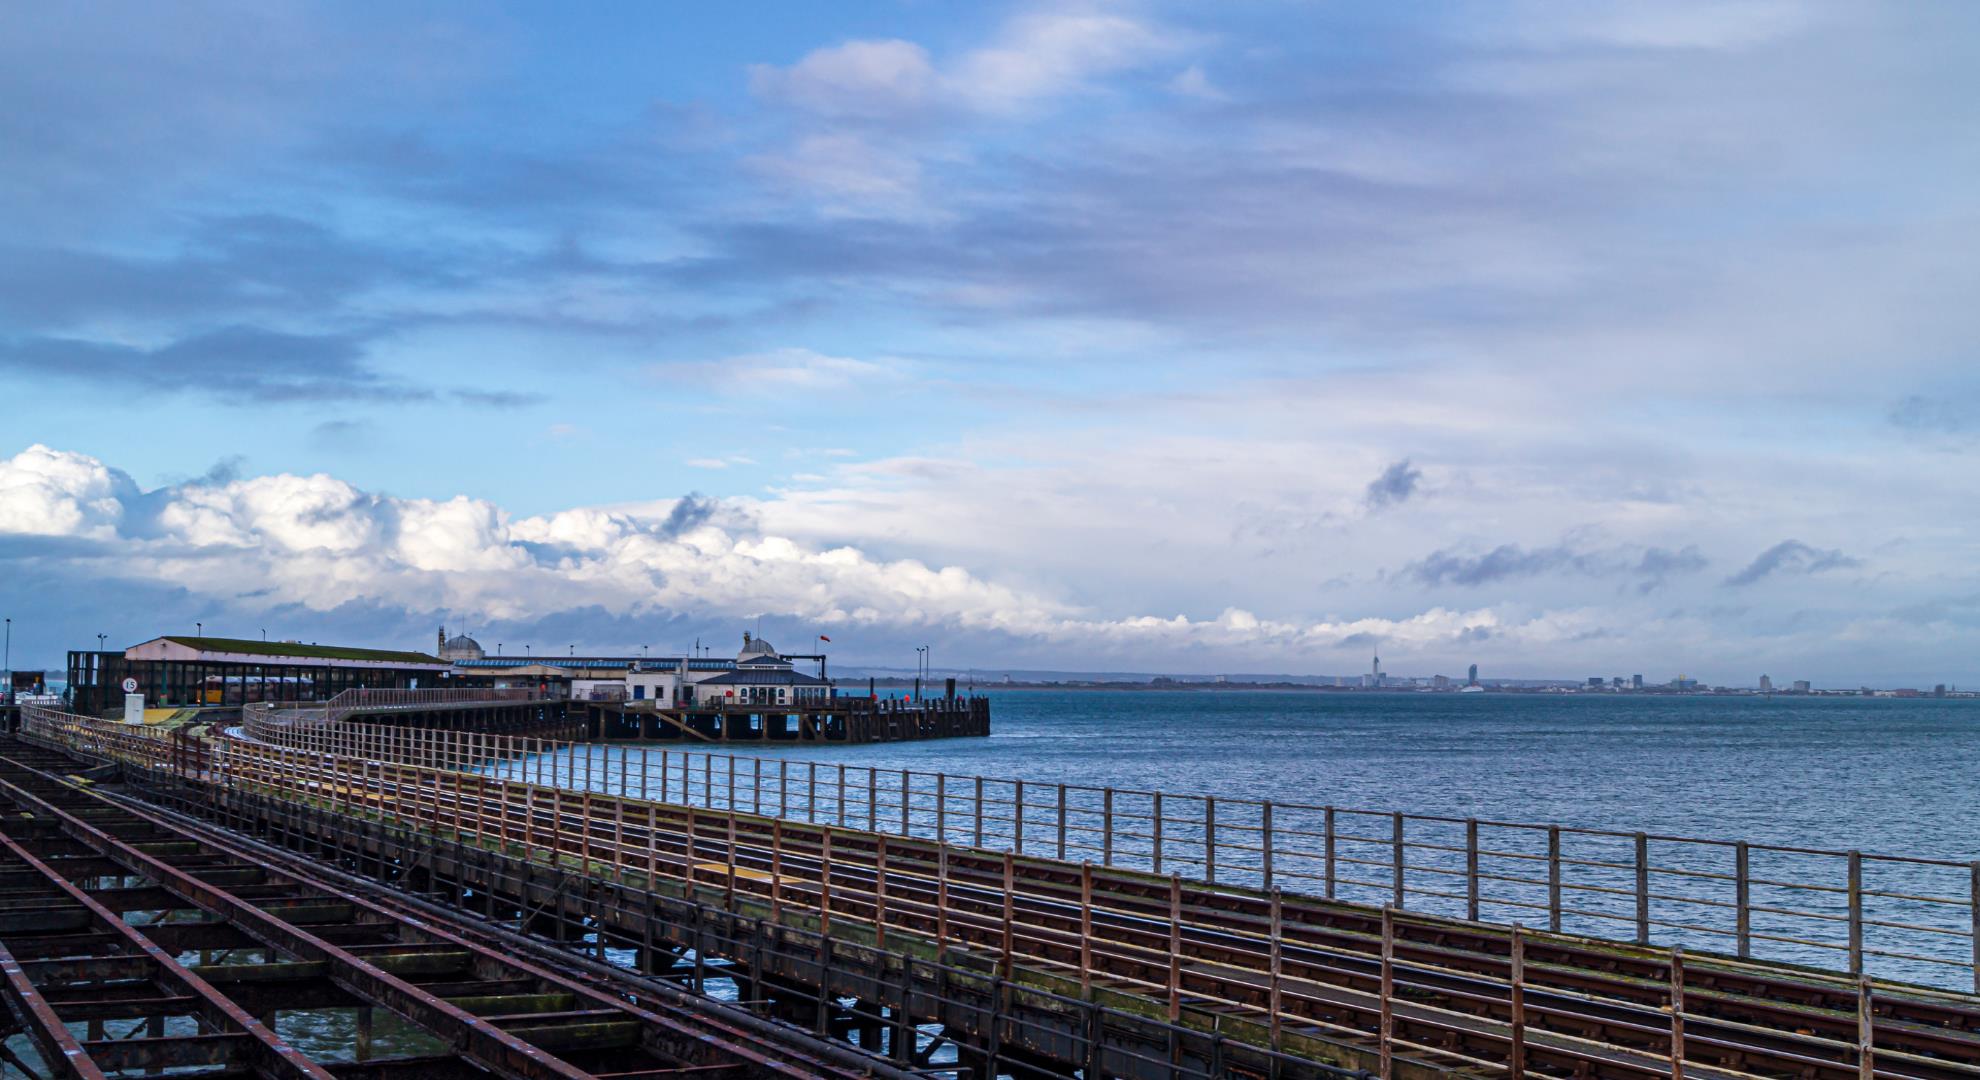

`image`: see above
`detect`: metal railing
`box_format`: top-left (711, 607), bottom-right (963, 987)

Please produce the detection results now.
top-left (223, 717), bottom-right (1980, 991)
top-left (21, 702), bottom-right (1980, 1080)
top-left (243, 686), bottom-right (546, 729)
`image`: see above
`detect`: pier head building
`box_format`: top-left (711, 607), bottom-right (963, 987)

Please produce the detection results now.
top-left (66, 635), bottom-right (450, 715)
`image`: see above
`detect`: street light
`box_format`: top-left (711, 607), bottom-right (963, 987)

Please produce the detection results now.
top-left (3, 617), bottom-right (10, 704)
top-left (915, 645), bottom-right (928, 700)
top-left (97, 633), bottom-right (107, 651)
top-left (195, 622), bottom-right (202, 638)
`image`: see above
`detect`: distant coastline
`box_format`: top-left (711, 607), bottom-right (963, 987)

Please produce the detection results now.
top-left (860, 676), bottom-right (1976, 699)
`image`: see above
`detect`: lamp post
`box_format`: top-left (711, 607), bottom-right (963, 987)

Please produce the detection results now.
top-left (195, 622), bottom-right (202, 638)
top-left (97, 633), bottom-right (106, 652)
top-left (915, 645), bottom-right (928, 701)
top-left (3, 617), bottom-right (10, 704)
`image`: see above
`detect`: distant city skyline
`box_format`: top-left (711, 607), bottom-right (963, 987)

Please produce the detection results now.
top-left (3, 4), bottom-right (1978, 686)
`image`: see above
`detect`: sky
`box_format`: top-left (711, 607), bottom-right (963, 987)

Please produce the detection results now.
top-left (2, 1), bottom-right (1978, 686)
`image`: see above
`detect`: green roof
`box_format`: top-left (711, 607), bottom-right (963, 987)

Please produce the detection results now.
top-left (159, 636), bottom-right (445, 665)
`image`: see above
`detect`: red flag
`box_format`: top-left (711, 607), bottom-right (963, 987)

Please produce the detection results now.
top-left (818, 635), bottom-right (831, 642)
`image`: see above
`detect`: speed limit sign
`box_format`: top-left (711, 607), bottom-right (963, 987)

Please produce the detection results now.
top-left (121, 677), bottom-right (138, 693)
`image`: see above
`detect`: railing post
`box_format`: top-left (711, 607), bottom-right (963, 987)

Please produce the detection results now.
top-left (1261, 800), bottom-right (1273, 891)
top-left (1736, 842), bottom-right (1752, 959)
top-left (819, 830), bottom-right (833, 935)
top-left (1269, 886), bottom-right (1283, 1055)
top-left (1858, 976), bottom-right (1874, 1080)
top-left (1002, 853), bottom-right (1016, 979)
top-left (1547, 826), bottom-right (1562, 932)
top-left (1670, 945), bottom-right (1686, 1080)
top-left (1079, 860), bottom-right (1093, 995)
top-left (770, 818), bottom-right (783, 922)
top-left (874, 835), bottom-right (888, 949)
top-left (1103, 788), bottom-right (1115, 868)
top-left (1970, 861), bottom-right (1979, 995)
top-left (1392, 812), bottom-right (1405, 908)
top-left (1153, 792), bottom-right (1164, 875)
top-left (1014, 780), bottom-right (1025, 854)
top-left (1379, 905), bottom-right (1394, 1080)
top-left (660, 750), bottom-right (670, 803)
top-left (1204, 799), bottom-right (1216, 884)
top-left (936, 844), bottom-right (950, 950)
top-left (1324, 806), bottom-right (1336, 899)
top-left (1168, 873), bottom-right (1183, 1023)
top-left (936, 772), bottom-right (946, 843)
top-left (1509, 922), bottom-right (1527, 1080)
top-left (867, 770), bottom-right (878, 833)
top-left (1466, 819), bottom-right (1481, 922)
top-left (1635, 831), bottom-right (1651, 945)
top-left (1057, 784), bottom-right (1068, 860)
top-left (1848, 850), bottom-right (1864, 975)
top-left (974, 777), bottom-right (984, 848)
top-left (725, 811), bottom-right (738, 910)
top-left (899, 768), bottom-right (909, 835)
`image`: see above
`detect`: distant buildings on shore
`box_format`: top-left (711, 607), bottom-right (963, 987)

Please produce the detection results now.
top-left (983, 663), bottom-right (1975, 697)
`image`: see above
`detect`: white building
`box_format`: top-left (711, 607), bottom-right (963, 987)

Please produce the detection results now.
top-left (625, 633), bottom-right (830, 708)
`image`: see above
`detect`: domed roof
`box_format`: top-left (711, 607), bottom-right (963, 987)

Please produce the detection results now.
top-left (441, 633), bottom-right (485, 661)
top-left (738, 633), bottom-right (780, 662)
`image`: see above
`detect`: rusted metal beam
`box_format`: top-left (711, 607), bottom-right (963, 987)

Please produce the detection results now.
top-left (0, 829), bottom-right (332, 1079)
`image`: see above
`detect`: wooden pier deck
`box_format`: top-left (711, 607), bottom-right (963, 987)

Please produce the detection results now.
top-left (12, 699), bottom-right (1980, 1080)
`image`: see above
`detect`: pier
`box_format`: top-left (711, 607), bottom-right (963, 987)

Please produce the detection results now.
top-left (583, 694), bottom-right (991, 744)
top-left (234, 686), bottom-right (991, 747)
top-left (7, 697), bottom-right (1980, 1080)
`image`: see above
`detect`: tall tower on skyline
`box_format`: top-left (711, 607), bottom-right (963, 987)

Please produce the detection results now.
top-left (1467, 662), bottom-right (1478, 686)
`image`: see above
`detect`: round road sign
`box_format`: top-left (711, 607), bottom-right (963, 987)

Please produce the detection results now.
top-left (121, 677), bottom-right (138, 694)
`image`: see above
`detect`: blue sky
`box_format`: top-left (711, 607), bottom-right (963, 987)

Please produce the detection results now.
top-left (3, 2), bottom-right (1978, 685)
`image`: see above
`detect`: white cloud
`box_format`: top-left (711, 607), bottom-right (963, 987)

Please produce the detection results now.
top-left (752, 11), bottom-right (1184, 119)
top-left (949, 11), bottom-right (1184, 112)
top-left (659, 347), bottom-right (904, 392)
top-left (0, 444), bottom-right (129, 539)
top-left (0, 442), bottom-right (1558, 667)
top-left (748, 39), bottom-right (936, 118)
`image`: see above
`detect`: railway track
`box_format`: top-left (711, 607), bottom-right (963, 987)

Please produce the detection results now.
top-left (18, 709), bottom-right (1980, 1080)
top-left (0, 742), bottom-right (914, 1080)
